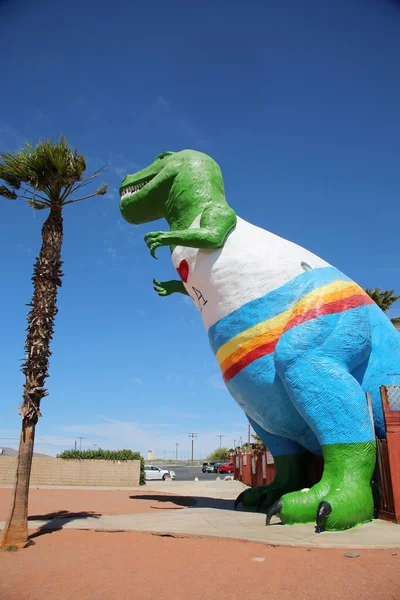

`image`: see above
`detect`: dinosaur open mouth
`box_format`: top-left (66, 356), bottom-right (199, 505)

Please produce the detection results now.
top-left (120, 179), bottom-right (151, 199)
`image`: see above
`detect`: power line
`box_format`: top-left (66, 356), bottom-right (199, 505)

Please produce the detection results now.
top-left (188, 433), bottom-right (197, 462)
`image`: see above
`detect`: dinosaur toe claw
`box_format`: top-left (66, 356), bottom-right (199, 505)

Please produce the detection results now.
top-left (316, 501), bottom-right (332, 534)
top-left (265, 498), bottom-right (283, 525)
top-left (234, 491), bottom-right (245, 510)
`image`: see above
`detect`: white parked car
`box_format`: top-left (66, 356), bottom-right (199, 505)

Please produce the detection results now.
top-left (144, 465), bottom-right (176, 481)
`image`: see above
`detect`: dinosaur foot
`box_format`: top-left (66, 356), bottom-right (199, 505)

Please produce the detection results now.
top-left (313, 485), bottom-right (373, 532)
top-left (234, 485), bottom-right (283, 511)
top-left (264, 443), bottom-right (376, 531)
top-left (265, 481), bottom-right (374, 532)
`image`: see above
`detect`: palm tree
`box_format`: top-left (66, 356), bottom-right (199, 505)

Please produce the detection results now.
top-left (0, 137), bottom-right (107, 549)
top-left (365, 287), bottom-right (400, 329)
top-left (251, 434), bottom-right (266, 450)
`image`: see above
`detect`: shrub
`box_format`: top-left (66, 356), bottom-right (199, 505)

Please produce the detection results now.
top-left (206, 447), bottom-right (231, 462)
top-left (57, 448), bottom-right (146, 485)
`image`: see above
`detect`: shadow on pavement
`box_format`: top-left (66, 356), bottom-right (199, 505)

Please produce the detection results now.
top-left (129, 494), bottom-right (235, 511)
top-left (129, 494), bottom-right (195, 508)
top-left (28, 510), bottom-right (101, 540)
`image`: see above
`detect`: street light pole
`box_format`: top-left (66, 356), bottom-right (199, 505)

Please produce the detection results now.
top-left (217, 434), bottom-right (224, 448)
top-left (188, 433), bottom-right (197, 462)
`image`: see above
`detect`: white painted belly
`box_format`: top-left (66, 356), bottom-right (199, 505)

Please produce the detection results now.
top-left (171, 216), bottom-right (330, 330)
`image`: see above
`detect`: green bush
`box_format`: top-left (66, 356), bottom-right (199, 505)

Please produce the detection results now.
top-left (206, 447), bottom-right (231, 462)
top-left (57, 448), bottom-right (146, 485)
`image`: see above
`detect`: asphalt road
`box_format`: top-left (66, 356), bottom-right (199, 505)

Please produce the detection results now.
top-left (145, 465), bottom-right (235, 482)
top-left (170, 466), bottom-right (228, 482)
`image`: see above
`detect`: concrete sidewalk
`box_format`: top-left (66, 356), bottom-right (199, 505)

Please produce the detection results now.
top-left (1, 479), bottom-right (399, 548)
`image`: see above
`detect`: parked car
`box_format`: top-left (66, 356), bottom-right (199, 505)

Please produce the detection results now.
top-left (209, 462), bottom-right (227, 473)
top-left (205, 462), bottom-right (217, 473)
top-left (213, 462), bottom-right (225, 472)
top-left (202, 462), bottom-right (218, 473)
top-left (218, 462), bottom-right (235, 474)
top-left (202, 461), bottom-right (226, 473)
top-left (144, 465), bottom-right (176, 481)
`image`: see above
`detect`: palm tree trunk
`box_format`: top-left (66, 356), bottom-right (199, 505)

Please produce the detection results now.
top-left (1, 208), bottom-right (63, 549)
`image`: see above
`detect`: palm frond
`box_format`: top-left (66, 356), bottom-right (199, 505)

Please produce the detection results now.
top-left (0, 136), bottom-right (108, 210)
top-left (391, 316), bottom-right (400, 329)
top-left (0, 184), bottom-right (17, 200)
top-left (364, 287), bottom-right (400, 313)
top-left (26, 200), bottom-right (50, 210)
top-left (96, 183), bottom-right (108, 196)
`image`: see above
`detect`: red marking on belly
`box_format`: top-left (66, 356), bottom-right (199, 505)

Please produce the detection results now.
top-left (177, 259), bottom-right (189, 283)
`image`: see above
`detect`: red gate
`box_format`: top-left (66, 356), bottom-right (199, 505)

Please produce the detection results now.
top-left (375, 385), bottom-right (400, 523)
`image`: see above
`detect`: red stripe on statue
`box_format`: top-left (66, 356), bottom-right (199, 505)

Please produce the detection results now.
top-left (223, 293), bottom-right (374, 383)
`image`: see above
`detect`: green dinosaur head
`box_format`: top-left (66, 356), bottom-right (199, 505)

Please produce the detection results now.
top-left (119, 149), bottom-right (225, 225)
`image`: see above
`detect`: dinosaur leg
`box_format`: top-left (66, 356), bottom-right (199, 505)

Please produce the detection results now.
top-left (235, 416), bottom-right (315, 511)
top-left (272, 354), bottom-right (376, 531)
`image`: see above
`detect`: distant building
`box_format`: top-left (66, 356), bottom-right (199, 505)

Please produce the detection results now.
top-left (0, 446), bottom-right (51, 457)
top-left (147, 450), bottom-right (156, 461)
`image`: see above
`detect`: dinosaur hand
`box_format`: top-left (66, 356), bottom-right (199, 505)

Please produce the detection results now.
top-left (153, 279), bottom-right (172, 297)
top-left (153, 279), bottom-right (188, 297)
top-left (144, 231), bottom-right (170, 259)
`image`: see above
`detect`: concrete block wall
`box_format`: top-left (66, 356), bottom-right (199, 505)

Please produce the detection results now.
top-left (0, 457), bottom-right (140, 487)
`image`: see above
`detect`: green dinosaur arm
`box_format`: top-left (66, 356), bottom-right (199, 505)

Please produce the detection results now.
top-left (144, 204), bottom-right (237, 258)
top-left (153, 279), bottom-right (189, 296)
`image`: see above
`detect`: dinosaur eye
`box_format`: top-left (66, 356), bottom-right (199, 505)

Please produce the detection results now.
top-left (156, 151), bottom-right (172, 161)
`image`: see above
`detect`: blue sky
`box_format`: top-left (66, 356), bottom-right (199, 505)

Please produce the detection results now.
top-left (0, 0), bottom-right (399, 459)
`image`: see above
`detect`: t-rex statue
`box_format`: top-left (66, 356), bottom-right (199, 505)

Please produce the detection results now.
top-left (119, 149), bottom-right (400, 532)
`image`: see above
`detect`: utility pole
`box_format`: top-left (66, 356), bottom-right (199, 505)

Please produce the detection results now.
top-left (188, 433), bottom-right (197, 462)
top-left (217, 434), bottom-right (224, 448)
top-left (175, 442), bottom-right (179, 461)
top-left (248, 423), bottom-right (251, 447)
top-left (77, 437), bottom-right (86, 451)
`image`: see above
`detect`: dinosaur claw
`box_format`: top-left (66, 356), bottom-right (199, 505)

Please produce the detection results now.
top-left (257, 492), bottom-right (268, 512)
top-left (316, 501), bottom-right (332, 534)
top-left (234, 491), bottom-right (245, 510)
top-left (265, 498), bottom-right (283, 525)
